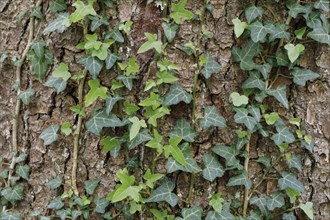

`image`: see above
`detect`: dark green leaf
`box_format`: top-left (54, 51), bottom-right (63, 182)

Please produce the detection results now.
top-left (250, 196), bottom-right (268, 213)
top-left (243, 71), bottom-right (265, 90)
top-left (47, 196), bottom-right (64, 210)
top-left (283, 212), bottom-right (296, 220)
top-left (269, 24), bottom-right (291, 42)
top-left (232, 41), bottom-right (261, 71)
top-left (201, 55), bottom-right (221, 79)
top-left (45, 176), bottom-right (62, 189)
top-left (95, 197), bottom-right (109, 214)
top-left (116, 75), bottom-right (136, 90)
top-left (128, 129), bottom-right (152, 150)
top-left (105, 53), bottom-right (120, 70)
top-left (286, 154), bottom-right (302, 172)
top-left (18, 88), bottom-right (35, 105)
top-left (176, 206), bottom-right (203, 220)
top-left (266, 85), bottom-right (289, 108)
top-left (278, 172), bottom-right (304, 193)
top-left (162, 22), bottom-right (178, 43)
top-left (105, 94), bottom-right (123, 114)
top-left (86, 109), bottom-right (124, 135)
top-left (40, 125), bottom-right (59, 146)
top-left (249, 21), bottom-right (273, 43)
top-left (292, 67), bottom-right (320, 86)
top-left (147, 179), bottom-right (178, 207)
top-left (44, 76), bottom-right (67, 93)
top-left (255, 63), bottom-right (271, 80)
top-left (314, 0), bottom-right (329, 12)
top-left (202, 154), bottom-right (224, 181)
top-left (43, 13), bottom-right (70, 34)
top-left (227, 171), bottom-right (252, 189)
top-left (165, 84), bottom-right (192, 106)
top-left (271, 125), bottom-right (295, 146)
top-left (234, 108), bottom-right (258, 131)
top-left (201, 105), bottom-right (226, 129)
top-left (84, 179), bottom-right (100, 195)
top-left (169, 118), bottom-right (197, 142)
top-left (15, 165), bottom-right (30, 180)
top-left (256, 156), bottom-right (271, 168)
top-left (0, 212), bottom-right (22, 220)
top-left (212, 144), bottom-right (239, 167)
top-left (89, 16), bottom-right (109, 32)
top-left (286, 2), bottom-right (312, 18)
top-left (50, 0), bottom-right (67, 13)
top-left (31, 6), bottom-right (42, 19)
top-left (79, 55), bottom-right (103, 78)
top-left (1, 184), bottom-right (24, 203)
top-left (245, 5), bottom-right (264, 23)
top-left (266, 192), bottom-right (285, 210)
top-left (109, 28), bottom-right (124, 43)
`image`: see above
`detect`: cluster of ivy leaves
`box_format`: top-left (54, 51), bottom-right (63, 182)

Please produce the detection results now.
top-left (1, 0), bottom-right (328, 219)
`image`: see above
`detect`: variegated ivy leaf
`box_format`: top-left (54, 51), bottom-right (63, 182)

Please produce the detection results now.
top-left (269, 24), bottom-right (291, 42)
top-left (249, 21), bottom-right (273, 43)
top-left (232, 40), bottom-right (262, 71)
top-left (278, 172), bottom-right (304, 193)
top-left (266, 192), bottom-right (285, 211)
top-left (84, 179), bottom-right (100, 195)
top-left (15, 165), bottom-right (30, 180)
top-left (201, 105), bottom-right (226, 129)
top-left (245, 5), bottom-right (264, 24)
top-left (105, 94), bottom-right (123, 114)
top-left (44, 76), bottom-right (67, 93)
top-left (50, 0), bottom-right (67, 13)
top-left (169, 118), bottom-right (197, 142)
top-left (79, 55), bottom-right (103, 78)
top-left (165, 84), bottom-right (192, 106)
top-left (45, 176), bottom-right (62, 189)
top-left (242, 71), bottom-right (265, 90)
top-left (86, 108), bottom-right (124, 135)
top-left (286, 1), bottom-right (312, 18)
top-left (314, 0), bottom-right (329, 12)
top-left (47, 196), bottom-right (64, 210)
top-left (176, 206), bottom-right (203, 220)
top-left (162, 22), bottom-right (178, 43)
top-left (266, 85), bottom-right (289, 109)
top-left (271, 125), bottom-right (295, 146)
top-left (18, 88), bottom-right (35, 105)
top-left (202, 154), bottom-right (224, 181)
top-left (0, 212), bottom-right (22, 220)
top-left (212, 144), bottom-right (240, 167)
top-left (250, 196), bottom-right (268, 213)
top-left (201, 55), bottom-right (221, 79)
top-left (234, 108), bottom-right (258, 131)
top-left (292, 67), bottom-right (320, 86)
top-left (116, 75), bottom-right (136, 91)
top-left (128, 129), bottom-right (152, 150)
top-left (147, 178), bottom-right (178, 207)
top-left (40, 125), bottom-right (60, 146)
top-left (227, 171), bottom-right (252, 189)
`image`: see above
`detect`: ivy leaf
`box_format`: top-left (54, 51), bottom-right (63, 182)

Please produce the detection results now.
top-left (44, 76), bottom-right (67, 93)
top-left (232, 18), bottom-right (248, 38)
top-left (249, 21), bottom-right (273, 43)
top-left (278, 172), bottom-right (304, 193)
top-left (314, 0), bottom-right (329, 12)
top-left (101, 136), bottom-right (120, 156)
top-left (248, 105), bottom-right (261, 121)
top-left (0, 212), bottom-right (22, 220)
top-left (116, 75), bottom-right (136, 90)
top-left (169, 118), bottom-right (197, 142)
top-left (242, 72), bottom-right (265, 90)
top-left (286, 2), bottom-right (312, 18)
top-left (143, 169), bottom-right (164, 189)
top-left (43, 13), bottom-right (70, 34)
top-left (227, 171), bottom-right (252, 189)
top-left (94, 197), bottom-right (109, 214)
top-left (202, 154), bottom-right (224, 181)
top-left (89, 16), bottom-right (109, 32)
top-left (165, 84), bottom-right (192, 106)
top-left (232, 41), bottom-right (261, 71)
top-left (266, 192), bottom-right (285, 210)
top-left (271, 125), bottom-right (295, 146)
top-left (299, 202), bottom-right (313, 220)
top-left (283, 212), bottom-right (297, 220)
top-left (146, 130), bottom-right (163, 155)
top-left (201, 55), bottom-right (221, 79)
top-left (201, 105), bottom-right (226, 129)
top-left (108, 28), bottom-right (124, 43)
top-left (234, 108), bottom-right (258, 131)
top-left (276, 51), bottom-right (291, 66)
top-left (170, 0), bottom-right (194, 24)
top-left (51, 63), bottom-right (71, 80)
top-left (165, 137), bottom-right (186, 166)
top-left (147, 179), bottom-right (178, 207)
top-left (105, 53), bottom-right (120, 70)
top-left (18, 88), bottom-right (35, 105)
top-left (105, 95), bottom-right (123, 114)
top-left (250, 196), bottom-right (268, 213)
top-left (286, 154), bottom-right (302, 172)
top-left (128, 129), bottom-right (152, 150)
top-left (212, 145), bottom-right (239, 167)
top-left (70, 0), bottom-right (97, 23)
top-left (129, 116), bottom-right (147, 140)
top-left (284, 43), bottom-right (305, 63)
top-left (79, 55), bottom-right (103, 78)
top-left (47, 196), bottom-right (64, 210)
top-left (31, 6), bottom-right (42, 19)
top-left (176, 206), bottom-right (203, 220)
top-left (292, 67), bottom-right (320, 86)
top-left (162, 22), bottom-right (178, 43)
top-left (45, 176), bottom-right (62, 189)
top-left (31, 40), bottom-right (46, 58)
top-left (84, 179), bottom-right (100, 195)
top-left (71, 211), bottom-right (82, 220)
top-left (1, 184), bottom-right (24, 204)
top-left (266, 85), bottom-right (289, 109)
top-left (269, 24), bottom-right (291, 42)
top-left (15, 165), bottom-right (30, 180)
top-left (40, 125), bottom-right (60, 146)
top-left (264, 112), bottom-right (279, 125)
top-left (209, 193), bottom-right (224, 214)
top-left (230, 92), bottom-right (248, 107)
top-left (85, 79), bottom-right (108, 107)
top-left (50, 0), bottom-right (67, 13)
top-left (137, 33), bottom-right (162, 54)
top-left (245, 5), bottom-right (264, 23)
top-left (86, 109), bottom-right (124, 135)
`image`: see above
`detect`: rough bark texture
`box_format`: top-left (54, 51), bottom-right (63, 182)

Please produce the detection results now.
top-left (0, 0), bottom-right (329, 219)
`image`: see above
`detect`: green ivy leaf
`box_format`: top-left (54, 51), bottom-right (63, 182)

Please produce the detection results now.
top-left (256, 156), bottom-right (271, 168)
top-left (89, 16), bottom-right (109, 32)
top-left (292, 67), bottom-right (320, 86)
top-left (108, 28), bottom-right (124, 43)
top-left (86, 109), bottom-right (124, 135)
top-left (176, 206), bottom-right (203, 220)
top-left (249, 21), bottom-right (272, 43)
top-left (212, 144), bottom-right (240, 167)
top-left (245, 5), bottom-right (264, 24)
top-left (266, 85), bottom-right (289, 109)
top-left (94, 197), bottom-right (109, 214)
top-left (209, 193), bottom-right (224, 214)
top-left (47, 196), bottom-right (64, 210)
top-left (250, 196), bottom-right (268, 213)
top-left (60, 121), bottom-right (72, 136)
top-left (276, 51), bottom-right (290, 67)
top-left (165, 137), bottom-right (186, 166)
top-left (139, 92), bottom-right (160, 109)
top-left (105, 95), bottom-right (123, 114)
top-left (242, 72), bottom-right (265, 90)
top-left (147, 179), bottom-right (178, 207)
top-left (234, 108), bottom-right (258, 131)
top-left (129, 116), bottom-right (147, 140)
top-left (264, 112), bottom-right (279, 125)
top-left (278, 172), bottom-right (304, 193)
top-left (165, 84), bottom-right (192, 106)
top-left (202, 154), bottom-right (224, 181)
top-left (0, 212), bottom-right (22, 220)
top-left (271, 125), bottom-right (295, 146)
top-left (128, 129), bottom-right (152, 150)
top-left (116, 75), bottom-right (136, 90)
top-left (1, 184), bottom-right (24, 204)
top-left (101, 136), bottom-right (120, 156)
top-left (170, 0), bottom-right (194, 24)
top-left (70, 0), bottom-right (97, 23)
top-left (40, 125), bottom-right (59, 146)
top-left (232, 41), bottom-right (261, 71)
top-left (85, 79), bottom-right (108, 107)
top-left (299, 202), bottom-right (313, 220)
top-left (232, 18), bottom-right (248, 38)
top-left (286, 188), bottom-right (300, 204)
top-left (18, 88), bottom-right (35, 105)
top-left (162, 22), bottom-right (178, 43)
top-left (79, 55), bottom-right (103, 78)
top-left (284, 43), bottom-right (305, 63)
top-left (143, 169), bottom-right (164, 189)
top-left (31, 40), bottom-right (46, 58)
top-left (45, 176), bottom-right (62, 189)
top-left (105, 53), bottom-right (120, 70)
top-left (230, 92), bottom-right (248, 107)
top-left (286, 2), bottom-right (312, 18)
top-left (269, 24), bottom-right (291, 42)
top-left (43, 13), bottom-right (70, 34)
top-left (119, 20), bottom-right (133, 34)
top-left (146, 129), bottom-right (163, 155)
top-left (266, 192), bottom-right (285, 210)
top-left (72, 211), bottom-right (82, 220)
top-left (201, 55), bottom-right (221, 79)
top-left (169, 118), bottom-right (197, 142)
top-left (137, 33), bottom-right (162, 54)
top-left (124, 100), bottom-right (140, 115)
top-left (51, 63), bottom-right (71, 80)
top-left (283, 212), bottom-right (297, 220)
top-left (286, 154), bottom-right (302, 172)
top-left (227, 171), bottom-right (252, 189)
top-left (31, 6), bottom-right (42, 19)
top-left (84, 179), bottom-right (100, 195)
top-left (15, 165), bottom-right (30, 180)
top-left (295, 27), bottom-right (306, 39)
top-left (201, 105), bottom-right (226, 129)
top-left (314, 0), bottom-right (329, 12)
top-left (50, 0), bottom-right (67, 13)
top-left (44, 76), bottom-right (67, 93)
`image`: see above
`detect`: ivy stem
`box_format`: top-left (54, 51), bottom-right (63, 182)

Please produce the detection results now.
top-left (72, 20), bottom-right (88, 196)
top-left (242, 134), bottom-right (251, 217)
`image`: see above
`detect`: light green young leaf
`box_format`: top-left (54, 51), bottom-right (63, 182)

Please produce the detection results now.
top-left (169, 118), bottom-right (197, 142)
top-left (84, 179), bottom-right (100, 195)
top-left (40, 125), bottom-right (60, 146)
top-left (101, 136), bottom-right (120, 155)
top-left (299, 202), bottom-right (313, 220)
top-left (170, 0), bottom-right (194, 24)
top-left (202, 154), bottom-right (224, 181)
top-left (176, 206), bottom-right (203, 220)
top-left (166, 137), bottom-right (186, 166)
top-left (44, 76), bottom-right (67, 93)
top-left (146, 129), bottom-right (163, 155)
top-left (147, 179), bottom-right (178, 207)
top-left (165, 84), bottom-right (192, 106)
top-left (284, 43), bottom-right (305, 63)
top-left (70, 0), bottom-right (97, 23)
top-left (201, 55), bottom-right (221, 79)
top-left (45, 176), bottom-right (62, 189)
top-left (266, 85), bottom-right (289, 108)
top-left (60, 121), bottom-right (72, 136)
top-left (209, 193), bottom-right (224, 214)
top-left (271, 125), bottom-right (295, 146)
top-left (278, 172), bottom-right (304, 193)
top-left (230, 92), bottom-right (248, 106)
top-left (232, 18), bottom-right (248, 38)
top-left (162, 22), bottom-right (178, 43)
top-left (245, 5), bottom-right (264, 23)
top-left (125, 57), bottom-right (139, 76)
top-left (52, 63), bottom-right (71, 81)
top-left (119, 20), bottom-right (133, 34)
top-left (50, 0), bottom-right (67, 13)
top-left (85, 79), bottom-right (108, 107)
top-left (295, 27), bottom-right (306, 39)
top-left (137, 33), bottom-right (162, 54)
top-left (264, 112), bottom-right (279, 125)
top-left (86, 109), bottom-right (124, 135)
top-left (129, 116), bottom-right (147, 140)
top-left (227, 171), bottom-right (252, 189)
top-left (18, 88), bottom-right (35, 105)
top-left (124, 100), bottom-right (140, 115)
top-left (292, 67), bottom-right (320, 86)
top-left (266, 192), bottom-right (285, 210)
top-left (286, 188), bottom-right (301, 204)
top-left (139, 92), bottom-right (160, 109)
top-left (201, 105), bottom-right (226, 129)
top-left (232, 40), bottom-right (261, 71)
top-left (143, 169), bottom-right (164, 189)
top-left (15, 165), bottom-right (30, 180)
